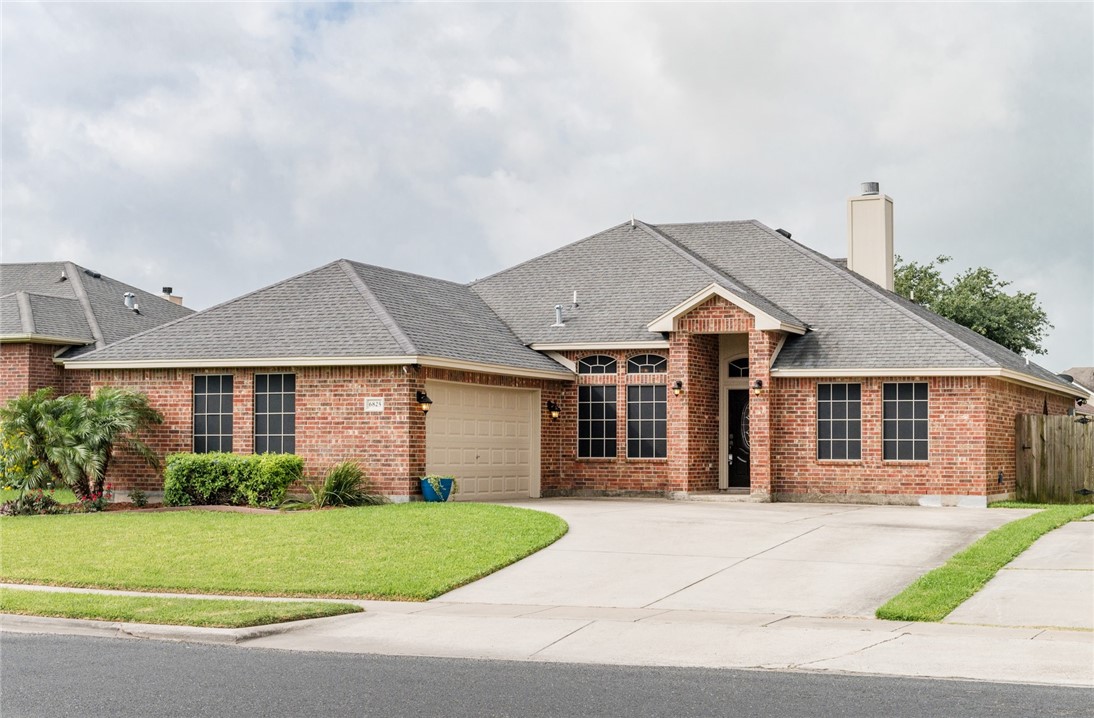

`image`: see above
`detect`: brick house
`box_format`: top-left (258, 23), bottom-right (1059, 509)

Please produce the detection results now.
top-left (61, 186), bottom-right (1084, 506)
top-left (1, 262), bottom-right (191, 404)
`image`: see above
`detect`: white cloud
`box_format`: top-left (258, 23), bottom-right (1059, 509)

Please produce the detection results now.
top-left (1, 2), bottom-right (1090, 368)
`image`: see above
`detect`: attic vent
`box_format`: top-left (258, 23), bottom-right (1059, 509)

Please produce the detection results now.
top-left (775, 228), bottom-right (792, 239)
top-left (123, 292), bottom-right (137, 310)
top-left (84, 269), bottom-right (101, 279)
top-left (552, 304), bottom-right (565, 327)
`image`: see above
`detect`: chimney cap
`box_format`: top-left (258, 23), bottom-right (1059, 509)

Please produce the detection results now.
top-left (162, 286), bottom-right (173, 295)
top-left (860, 182), bottom-right (880, 196)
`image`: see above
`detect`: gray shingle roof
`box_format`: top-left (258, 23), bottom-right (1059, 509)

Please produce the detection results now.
top-left (57, 219), bottom-right (1074, 392)
top-left (0, 262), bottom-right (192, 357)
top-left (68, 260), bottom-right (569, 375)
top-left (471, 218), bottom-right (1072, 391)
top-left (470, 221), bottom-right (801, 345)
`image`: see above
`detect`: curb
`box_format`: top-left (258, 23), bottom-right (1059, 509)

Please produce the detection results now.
top-left (0, 612), bottom-right (352, 645)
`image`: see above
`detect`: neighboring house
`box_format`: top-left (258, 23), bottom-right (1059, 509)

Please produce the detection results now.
top-left (62, 186), bottom-right (1084, 506)
top-left (0, 262), bottom-right (191, 403)
top-left (1061, 367), bottom-right (1094, 415)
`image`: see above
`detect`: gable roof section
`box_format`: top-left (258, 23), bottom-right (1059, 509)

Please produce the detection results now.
top-left (67, 260), bottom-right (569, 377)
top-left (0, 261), bottom-right (192, 356)
top-left (470, 221), bottom-right (802, 346)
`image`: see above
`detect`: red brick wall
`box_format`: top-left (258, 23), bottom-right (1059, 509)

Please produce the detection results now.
top-left (771, 375), bottom-right (1072, 499)
top-left (675, 296), bottom-right (754, 334)
top-left (0, 343), bottom-right (67, 404)
top-left (80, 365), bottom-right (570, 498)
top-left (83, 366), bottom-right (423, 495)
top-left (668, 333), bottom-right (720, 492)
top-left (551, 349), bottom-right (673, 494)
top-left (748, 330), bottom-right (782, 497)
top-left (984, 377), bottom-right (1072, 496)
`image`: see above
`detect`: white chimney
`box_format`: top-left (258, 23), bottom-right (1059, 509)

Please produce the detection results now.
top-left (847, 182), bottom-right (894, 291)
top-left (161, 286), bottom-right (184, 306)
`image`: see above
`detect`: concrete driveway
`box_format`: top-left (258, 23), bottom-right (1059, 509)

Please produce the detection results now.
top-left (440, 499), bottom-right (1032, 617)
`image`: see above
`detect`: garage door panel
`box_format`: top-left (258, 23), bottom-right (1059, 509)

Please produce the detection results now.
top-left (425, 381), bottom-right (537, 501)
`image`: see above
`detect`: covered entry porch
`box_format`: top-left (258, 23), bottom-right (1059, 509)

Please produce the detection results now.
top-left (656, 288), bottom-right (804, 500)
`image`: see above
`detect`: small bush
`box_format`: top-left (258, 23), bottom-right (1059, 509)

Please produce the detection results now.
top-left (128, 488), bottom-right (148, 508)
top-left (0, 490), bottom-right (62, 516)
top-left (315, 461), bottom-right (385, 508)
top-left (163, 453), bottom-right (303, 508)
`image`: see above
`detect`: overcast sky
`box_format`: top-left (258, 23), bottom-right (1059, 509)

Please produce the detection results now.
top-left (3, 3), bottom-right (1091, 371)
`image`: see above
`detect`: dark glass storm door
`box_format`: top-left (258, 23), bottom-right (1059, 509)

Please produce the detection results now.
top-left (727, 389), bottom-right (750, 488)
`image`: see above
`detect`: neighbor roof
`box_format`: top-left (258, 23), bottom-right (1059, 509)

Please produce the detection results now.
top-left (0, 262), bottom-right (192, 357)
top-left (66, 260), bottom-right (570, 376)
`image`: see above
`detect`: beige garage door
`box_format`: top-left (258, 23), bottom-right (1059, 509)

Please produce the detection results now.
top-left (424, 381), bottom-right (540, 501)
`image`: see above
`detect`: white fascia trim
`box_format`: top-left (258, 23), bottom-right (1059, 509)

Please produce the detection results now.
top-left (543, 351), bottom-right (577, 372)
top-left (770, 366), bottom-right (1082, 398)
top-left (1, 334), bottom-right (89, 346)
top-left (530, 341), bottom-right (670, 351)
top-left (65, 354), bottom-right (574, 381)
top-left (646, 283), bottom-right (806, 334)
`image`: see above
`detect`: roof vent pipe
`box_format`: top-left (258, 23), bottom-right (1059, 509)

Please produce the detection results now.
top-left (552, 304), bottom-right (565, 327)
top-left (123, 292), bottom-right (137, 310)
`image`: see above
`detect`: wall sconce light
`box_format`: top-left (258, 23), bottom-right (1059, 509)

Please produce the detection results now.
top-left (546, 400), bottom-right (561, 421)
top-left (672, 380), bottom-right (684, 396)
top-left (416, 390), bottom-right (433, 414)
top-left (751, 379), bottom-right (764, 395)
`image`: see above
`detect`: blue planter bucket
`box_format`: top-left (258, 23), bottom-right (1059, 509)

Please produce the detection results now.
top-left (420, 478), bottom-right (455, 502)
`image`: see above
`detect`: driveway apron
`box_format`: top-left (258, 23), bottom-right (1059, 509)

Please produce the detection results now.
top-left (438, 499), bottom-right (1031, 617)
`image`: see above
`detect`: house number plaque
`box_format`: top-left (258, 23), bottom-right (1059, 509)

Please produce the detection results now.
top-left (364, 398), bottom-right (385, 412)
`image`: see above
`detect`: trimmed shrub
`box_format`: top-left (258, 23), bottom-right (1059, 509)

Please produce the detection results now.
top-left (163, 453), bottom-right (303, 508)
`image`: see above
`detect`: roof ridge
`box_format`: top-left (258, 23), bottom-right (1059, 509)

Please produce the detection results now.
top-left (14, 291), bottom-right (34, 334)
top-left (470, 220), bottom-right (633, 286)
top-left (337, 260), bottom-right (418, 355)
top-left (65, 261), bottom-right (105, 349)
top-left (342, 259), bottom-right (467, 289)
top-left (637, 220), bottom-right (804, 327)
top-left (744, 220), bottom-right (999, 368)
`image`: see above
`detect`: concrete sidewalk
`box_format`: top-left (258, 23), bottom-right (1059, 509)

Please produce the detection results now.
top-left (4, 594), bottom-right (1091, 687)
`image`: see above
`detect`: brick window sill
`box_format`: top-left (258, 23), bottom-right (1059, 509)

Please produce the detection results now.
top-left (882, 460), bottom-right (931, 465)
top-left (816, 460), bottom-right (863, 465)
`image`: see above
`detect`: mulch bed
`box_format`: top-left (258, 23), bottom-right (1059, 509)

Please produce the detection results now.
top-left (98, 503), bottom-right (281, 514)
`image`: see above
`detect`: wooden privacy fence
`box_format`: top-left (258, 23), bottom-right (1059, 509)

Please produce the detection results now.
top-left (1016, 415), bottom-right (1094, 504)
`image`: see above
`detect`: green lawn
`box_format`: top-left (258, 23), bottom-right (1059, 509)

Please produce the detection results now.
top-left (876, 504), bottom-right (1094, 622)
top-left (0, 503), bottom-right (568, 600)
top-left (0, 587), bottom-right (361, 628)
top-left (1, 487), bottom-right (78, 504)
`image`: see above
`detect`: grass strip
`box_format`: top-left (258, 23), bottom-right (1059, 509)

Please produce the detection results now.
top-left (0, 503), bottom-right (568, 600)
top-left (1, 488), bottom-right (78, 504)
top-left (876, 504), bottom-right (1094, 622)
top-left (0, 587), bottom-right (361, 628)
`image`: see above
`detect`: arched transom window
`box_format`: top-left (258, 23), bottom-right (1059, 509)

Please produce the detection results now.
top-left (727, 357), bottom-right (749, 378)
top-left (577, 355), bottom-right (617, 374)
top-left (627, 354), bottom-right (668, 374)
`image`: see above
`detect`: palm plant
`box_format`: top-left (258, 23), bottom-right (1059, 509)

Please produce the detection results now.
top-left (0, 387), bottom-right (162, 501)
top-left (286, 461), bottom-right (386, 509)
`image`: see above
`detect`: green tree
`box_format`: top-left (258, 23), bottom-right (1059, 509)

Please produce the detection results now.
top-left (894, 255), bottom-right (1052, 356)
top-left (0, 387), bottom-right (162, 500)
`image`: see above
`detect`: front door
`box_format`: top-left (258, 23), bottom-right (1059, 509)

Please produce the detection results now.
top-left (727, 389), bottom-right (750, 488)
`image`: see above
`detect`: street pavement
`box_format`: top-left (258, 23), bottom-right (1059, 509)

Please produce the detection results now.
top-left (3, 499), bottom-right (1092, 688)
top-left (5, 633), bottom-right (1093, 718)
